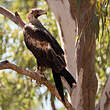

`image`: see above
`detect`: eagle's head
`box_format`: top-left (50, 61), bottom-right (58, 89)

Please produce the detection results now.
top-left (27, 9), bottom-right (47, 22)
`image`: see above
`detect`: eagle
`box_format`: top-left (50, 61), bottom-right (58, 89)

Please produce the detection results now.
top-left (23, 9), bottom-right (76, 101)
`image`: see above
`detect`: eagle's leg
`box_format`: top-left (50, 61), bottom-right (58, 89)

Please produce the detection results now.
top-left (34, 61), bottom-right (42, 73)
top-left (35, 61), bottom-right (46, 77)
top-left (34, 62), bottom-right (46, 84)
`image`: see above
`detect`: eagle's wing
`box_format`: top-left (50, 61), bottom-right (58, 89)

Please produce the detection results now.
top-left (24, 24), bottom-right (64, 55)
top-left (40, 28), bottom-right (64, 55)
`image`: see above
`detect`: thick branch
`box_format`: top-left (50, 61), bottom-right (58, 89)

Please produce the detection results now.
top-left (46, 1), bottom-right (97, 110)
top-left (0, 60), bottom-right (74, 110)
top-left (0, 6), bottom-right (25, 28)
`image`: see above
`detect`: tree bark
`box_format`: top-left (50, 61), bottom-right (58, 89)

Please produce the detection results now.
top-left (96, 74), bottom-right (110, 110)
top-left (46, 0), bottom-right (98, 110)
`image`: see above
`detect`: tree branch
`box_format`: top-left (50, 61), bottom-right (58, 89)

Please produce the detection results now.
top-left (0, 6), bottom-right (25, 28)
top-left (51, 94), bottom-right (56, 110)
top-left (96, 75), bottom-right (110, 110)
top-left (0, 6), bottom-right (75, 110)
top-left (0, 60), bottom-right (74, 110)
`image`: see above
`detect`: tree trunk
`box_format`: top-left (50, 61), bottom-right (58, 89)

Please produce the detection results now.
top-left (46, 0), bottom-right (98, 110)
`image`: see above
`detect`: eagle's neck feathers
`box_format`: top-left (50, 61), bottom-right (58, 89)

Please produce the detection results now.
top-left (29, 18), bottom-right (43, 28)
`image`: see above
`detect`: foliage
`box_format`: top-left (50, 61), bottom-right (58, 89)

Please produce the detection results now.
top-left (95, 0), bottom-right (110, 103)
top-left (0, 72), bottom-right (37, 110)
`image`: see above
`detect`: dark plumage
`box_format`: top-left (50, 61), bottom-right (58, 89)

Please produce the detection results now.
top-left (23, 9), bottom-right (76, 101)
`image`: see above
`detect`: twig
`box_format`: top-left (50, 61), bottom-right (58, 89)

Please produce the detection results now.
top-left (51, 94), bottom-right (56, 110)
top-left (15, 11), bottom-right (25, 28)
top-left (0, 6), bottom-right (25, 28)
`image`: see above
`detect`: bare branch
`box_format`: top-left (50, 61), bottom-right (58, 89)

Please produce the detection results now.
top-left (96, 75), bottom-right (110, 110)
top-left (0, 6), bottom-right (25, 28)
top-left (0, 60), bottom-right (74, 110)
top-left (51, 94), bottom-right (56, 110)
top-left (0, 6), bottom-right (75, 110)
top-left (15, 11), bottom-right (25, 28)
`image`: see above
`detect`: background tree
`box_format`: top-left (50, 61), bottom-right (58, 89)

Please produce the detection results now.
top-left (0, 0), bottom-right (110, 110)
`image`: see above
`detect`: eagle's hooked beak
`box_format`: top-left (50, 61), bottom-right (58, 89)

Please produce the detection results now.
top-left (39, 10), bottom-right (47, 15)
top-left (34, 10), bottom-right (47, 18)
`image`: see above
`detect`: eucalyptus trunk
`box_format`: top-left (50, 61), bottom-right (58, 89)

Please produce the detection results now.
top-left (46, 0), bottom-right (98, 110)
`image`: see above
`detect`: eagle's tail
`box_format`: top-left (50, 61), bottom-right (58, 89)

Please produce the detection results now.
top-left (52, 68), bottom-right (76, 102)
top-left (60, 68), bottom-right (76, 88)
top-left (52, 69), bottom-right (64, 101)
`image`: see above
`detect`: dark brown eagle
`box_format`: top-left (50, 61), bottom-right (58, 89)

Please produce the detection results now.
top-left (23, 9), bottom-right (76, 101)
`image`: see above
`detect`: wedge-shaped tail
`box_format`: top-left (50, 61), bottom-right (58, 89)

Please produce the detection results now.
top-left (52, 68), bottom-right (76, 102)
top-left (60, 68), bottom-right (76, 88)
top-left (52, 69), bottom-right (64, 101)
